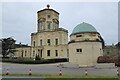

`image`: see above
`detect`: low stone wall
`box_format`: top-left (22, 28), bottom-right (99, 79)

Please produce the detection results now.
top-left (61, 63), bottom-right (80, 68)
top-left (61, 63), bottom-right (116, 68)
top-left (95, 63), bottom-right (115, 69)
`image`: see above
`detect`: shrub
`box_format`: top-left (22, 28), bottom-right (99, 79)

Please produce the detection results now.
top-left (97, 56), bottom-right (120, 67)
top-left (35, 55), bottom-right (41, 61)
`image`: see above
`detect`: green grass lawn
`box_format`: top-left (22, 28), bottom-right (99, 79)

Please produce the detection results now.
top-left (1, 74), bottom-right (120, 80)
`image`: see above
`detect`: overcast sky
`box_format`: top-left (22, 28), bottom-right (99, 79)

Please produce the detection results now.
top-left (2, 2), bottom-right (118, 45)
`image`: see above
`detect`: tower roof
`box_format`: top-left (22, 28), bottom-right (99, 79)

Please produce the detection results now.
top-left (72, 22), bottom-right (97, 35)
top-left (37, 5), bottom-right (59, 15)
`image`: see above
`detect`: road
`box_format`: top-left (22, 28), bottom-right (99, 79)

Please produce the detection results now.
top-left (1, 62), bottom-right (119, 76)
top-left (2, 77), bottom-right (44, 80)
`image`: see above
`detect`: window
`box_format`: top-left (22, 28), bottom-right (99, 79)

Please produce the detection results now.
top-left (55, 50), bottom-right (58, 56)
top-left (47, 15), bottom-right (50, 18)
top-left (53, 22), bottom-right (58, 29)
top-left (33, 51), bottom-right (35, 56)
top-left (85, 39), bottom-right (89, 41)
top-left (76, 35), bottom-right (82, 37)
top-left (21, 50), bottom-right (23, 57)
top-left (76, 49), bottom-right (82, 53)
top-left (25, 51), bottom-right (27, 56)
top-left (53, 22), bottom-right (55, 29)
top-left (33, 41), bottom-right (35, 47)
top-left (30, 52), bottom-right (31, 58)
top-left (107, 52), bottom-right (109, 55)
top-left (39, 22), bottom-right (44, 30)
top-left (47, 39), bottom-right (50, 45)
top-left (40, 39), bottom-right (42, 46)
top-left (67, 49), bottom-right (69, 57)
top-left (48, 23), bottom-right (51, 29)
top-left (47, 50), bottom-right (50, 56)
top-left (55, 39), bottom-right (58, 45)
top-left (41, 50), bottom-right (42, 58)
top-left (38, 49), bottom-right (40, 57)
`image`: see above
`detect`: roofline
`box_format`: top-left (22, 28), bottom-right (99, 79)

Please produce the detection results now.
top-left (31, 28), bottom-right (68, 36)
top-left (68, 40), bottom-right (102, 44)
top-left (70, 32), bottom-right (100, 37)
top-left (37, 9), bottom-right (59, 15)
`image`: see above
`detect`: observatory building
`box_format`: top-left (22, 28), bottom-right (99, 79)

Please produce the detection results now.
top-left (15, 5), bottom-right (104, 66)
top-left (69, 22), bottom-right (103, 66)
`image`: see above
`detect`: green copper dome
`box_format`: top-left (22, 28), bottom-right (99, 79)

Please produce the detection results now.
top-left (72, 22), bottom-right (97, 34)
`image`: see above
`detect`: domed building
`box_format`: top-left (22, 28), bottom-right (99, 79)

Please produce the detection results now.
top-left (68, 22), bottom-right (103, 66)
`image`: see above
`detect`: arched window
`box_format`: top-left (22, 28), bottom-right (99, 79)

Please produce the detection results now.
top-left (53, 19), bottom-right (59, 29)
top-left (38, 18), bottom-right (45, 31)
top-left (33, 41), bottom-right (35, 47)
top-left (47, 15), bottom-right (50, 19)
top-left (47, 22), bottom-right (51, 29)
top-left (39, 21), bottom-right (44, 30)
top-left (40, 39), bottom-right (42, 46)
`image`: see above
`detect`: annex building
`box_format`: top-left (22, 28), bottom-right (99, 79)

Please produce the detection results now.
top-left (15, 5), bottom-right (104, 66)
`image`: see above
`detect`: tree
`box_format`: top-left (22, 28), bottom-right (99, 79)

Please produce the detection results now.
top-left (0, 37), bottom-right (16, 57)
top-left (116, 42), bottom-right (120, 56)
top-left (116, 42), bottom-right (120, 48)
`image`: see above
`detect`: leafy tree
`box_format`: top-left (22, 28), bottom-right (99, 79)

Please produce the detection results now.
top-left (0, 37), bottom-right (16, 57)
top-left (116, 42), bottom-right (120, 56)
top-left (116, 42), bottom-right (120, 48)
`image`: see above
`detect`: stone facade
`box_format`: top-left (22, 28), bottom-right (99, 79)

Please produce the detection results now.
top-left (103, 45), bottom-right (118, 56)
top-left (15, 5), bottom-right (68, 59)
top-left (68, 23), bottom-right (103, 66)
top-left (15, 47), bottom-right (31, 58)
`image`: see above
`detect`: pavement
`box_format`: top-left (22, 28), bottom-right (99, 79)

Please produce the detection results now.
top-left (1, 62), bottom-right (119, 77)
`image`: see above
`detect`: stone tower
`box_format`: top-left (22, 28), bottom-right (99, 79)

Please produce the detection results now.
top-left (30, 5), bottom-right (68, 59)
top-left (37, 4), bottom-right (59, 32)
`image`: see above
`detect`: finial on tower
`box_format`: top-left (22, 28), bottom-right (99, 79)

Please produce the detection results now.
top-left (47, 4), bottom-right (50, 9)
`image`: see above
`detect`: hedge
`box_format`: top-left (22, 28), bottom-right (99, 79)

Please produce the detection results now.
top-left (97, 56), bottom-right (120, 67)
top-left (2, 58), bottom-right (68, 64)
